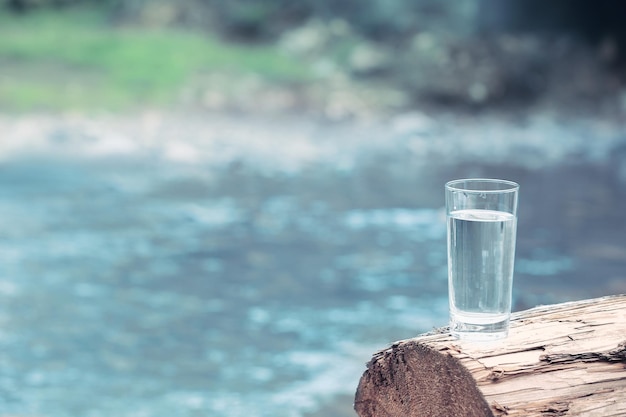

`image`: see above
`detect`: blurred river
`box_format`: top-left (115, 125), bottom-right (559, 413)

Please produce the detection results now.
top-left (0, 110), bottom-right (625, 416)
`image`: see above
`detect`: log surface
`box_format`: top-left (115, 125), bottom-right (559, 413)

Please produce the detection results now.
top-left (354, 294), bottom-right (626, 417)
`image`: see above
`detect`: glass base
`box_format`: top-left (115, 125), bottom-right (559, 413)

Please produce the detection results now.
top-left (450, 314), bottom-right (509, 341)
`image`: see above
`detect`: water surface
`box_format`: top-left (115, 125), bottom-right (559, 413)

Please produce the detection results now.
top-left (0, 111), bottom-right (624, 416)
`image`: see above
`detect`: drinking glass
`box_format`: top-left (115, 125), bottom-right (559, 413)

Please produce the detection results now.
top-left (445, 179), bottom-right (519, 341)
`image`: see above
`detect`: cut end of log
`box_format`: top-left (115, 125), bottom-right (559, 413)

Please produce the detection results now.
top-left (354, 341), bottom-right (493, 417)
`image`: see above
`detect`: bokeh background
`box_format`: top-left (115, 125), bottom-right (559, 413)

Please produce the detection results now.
top-left (0, 1), bottom-right (625, 416)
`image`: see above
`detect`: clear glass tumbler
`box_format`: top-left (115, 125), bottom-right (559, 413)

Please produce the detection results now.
top-left (445, 179), bottom-right (519, 341)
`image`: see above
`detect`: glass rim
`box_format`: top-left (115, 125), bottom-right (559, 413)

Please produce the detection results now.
top-left (445, 178), bottom-right (519, 193)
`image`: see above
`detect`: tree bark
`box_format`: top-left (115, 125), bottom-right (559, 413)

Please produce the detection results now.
top-left (354, 294), bottom-right (626, 417)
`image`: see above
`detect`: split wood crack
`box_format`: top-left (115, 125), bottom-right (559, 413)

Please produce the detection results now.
top-left (541, 341), bottom-right (626, 364)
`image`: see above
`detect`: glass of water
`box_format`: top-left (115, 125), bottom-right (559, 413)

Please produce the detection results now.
top-left (445, 179), bottom-right (519, 341)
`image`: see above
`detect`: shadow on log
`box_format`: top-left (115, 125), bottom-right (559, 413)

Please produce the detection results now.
top-left (355, 294), bottom-right (626, 417)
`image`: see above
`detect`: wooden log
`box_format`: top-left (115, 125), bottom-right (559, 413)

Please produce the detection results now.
top-left (354, 294), bottom-right (626, 417)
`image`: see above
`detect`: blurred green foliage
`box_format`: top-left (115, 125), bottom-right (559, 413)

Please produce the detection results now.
top-left (2, 0), bottom-right (476, 41)
top-left (0, 4), bottom-right (312, 111)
